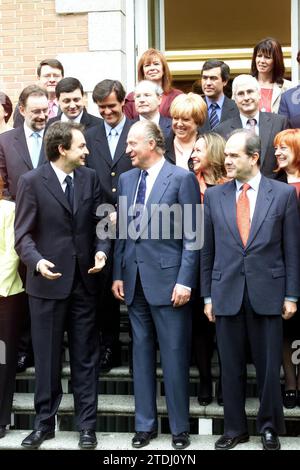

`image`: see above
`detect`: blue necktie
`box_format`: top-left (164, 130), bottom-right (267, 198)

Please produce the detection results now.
top-left (30, 132), bottom-right (42, 168)
top-left (108, 128), bottom-right (118, 159)
top-left (65, 175), bottom-right (74, 210)
top-left (134, 170), bottom-right (148, 231)
top-left (209, 103), bottom-right (220, 129)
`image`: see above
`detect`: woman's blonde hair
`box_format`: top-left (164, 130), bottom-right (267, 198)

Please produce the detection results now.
top-left (170, 92), bottom-right (207, 126)
top-left (196, 132), bottom-right (227, 183)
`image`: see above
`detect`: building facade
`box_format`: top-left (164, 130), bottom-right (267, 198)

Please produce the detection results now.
top-left (0, 0), bottom-right (299, 112)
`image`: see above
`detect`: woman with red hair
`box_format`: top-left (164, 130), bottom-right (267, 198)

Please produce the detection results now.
top-left (273, 128), bottom-right (300, 408)
top-left (124, 48), bottom-right (182, 119)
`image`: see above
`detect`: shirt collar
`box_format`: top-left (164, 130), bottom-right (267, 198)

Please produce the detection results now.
top-left (23, 123), bottom-right (44, 139)
top-left (144, 157), bottom-right (165, 178)
top-left (61, 110), bottom-right (83, 123)
top-left (236, 171), bottom-right (261, 192)
top-left (104, 115), bottom-right (126, 138)
top-left (206, 94), bottom-right (225, 109)
top-left (50, 161), bottom-right (74, 185)
top-left (139, 112), bottom-right (160, 125)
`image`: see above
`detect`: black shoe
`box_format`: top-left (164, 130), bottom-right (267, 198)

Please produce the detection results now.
top-left (197, 395), bottom-right (212, 406)
top-left (21, 430), bottom-right (55, 449)
top-left (16, 353), bottom-right (34, 373)
top-left (79, 429), bottom-right (97, 449)
top-left (215, 433), bottom-right (249, 450)
top-left (261, 428), bottom-right (280, 450)
top-left (172, 432), bottom-right (190, 450)
top-left (99, 347), bottom-right (121, 373)
top-left (283, 390), bottom-right (297, 409)
top-left (0, 425), bottom-right (6, 439)
top-left (132, 431), bottom-right (157, 448)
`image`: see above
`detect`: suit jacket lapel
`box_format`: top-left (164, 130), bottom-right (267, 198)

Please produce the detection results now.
top-left (113, 119), bottom-right (131, 166)
top-left (42, 163), bottom-right (72, 213)
top-left (259, 112), bottom-right (272, 167)
top-left (73, 168), bottom-right (85, 215)
top-left (14, 128), bottom-right (33, 170)
top-left (95, 122), bottom-right (113, 166)
top-left (220, 180), bottom-right (243, 248)
top-left (246, 176), bottom-right (274, 248)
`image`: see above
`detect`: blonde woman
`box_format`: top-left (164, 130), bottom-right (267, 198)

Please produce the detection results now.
top-left (165, 93), bottom-right (207, 169)
top-left (190, 133), bottom-right (227, 405)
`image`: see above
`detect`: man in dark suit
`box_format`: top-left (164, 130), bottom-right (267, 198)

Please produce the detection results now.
top-left (215, 74), bottom-right (289, 176)
top-left (85, 79), bottom-right (133, 372)
top-left (0, 84), bottom-right (49, 372)
top-left (46, 77), bottom-right (102, 130)
top-left (198, 60), bottom-right (239, 133)
top-left (13, 58), bottom-right (64, 128)
top-left (14, 121), bottom-right (110, 449)
top-left (0, 85), bottom-right (48, 200)
top-left (112, 120), bottom-right (200, 450)
top-left (133, 80), bottom-right (172, 139)
top-left (201, 129), bottom-right (300, 450)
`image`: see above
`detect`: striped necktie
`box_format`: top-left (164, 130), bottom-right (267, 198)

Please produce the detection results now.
top-left (209, 103), bottom-right (220, 129)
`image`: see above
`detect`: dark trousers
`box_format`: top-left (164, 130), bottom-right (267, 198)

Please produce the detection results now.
top-left (29, 269), bottom-right (99, 431)
top-left (97, 252), bottom-right (120, 350)
top-left (17, 262), bottom-right (33, 357)
top-left (0, 293), bottom-right (25, 424)
top-left (128, 275), bottom-right (192, 435)
top-left (216, 286), bottom-right (285, 437)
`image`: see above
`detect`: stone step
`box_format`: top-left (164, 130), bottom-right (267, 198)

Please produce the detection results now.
top-left (17, 363), bottom-right (274, 382)
top-left (0, 430), bottom-right (299, 450)
top-left (12, 394), bottom-right (300, 419)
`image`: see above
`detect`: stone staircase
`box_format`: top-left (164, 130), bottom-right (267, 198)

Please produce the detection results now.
top-left (2, 334), bottom-right (300, 451)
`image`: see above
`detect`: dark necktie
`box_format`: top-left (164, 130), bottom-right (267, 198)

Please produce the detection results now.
top-left (236, 183), bottom-right (251, 246)
top-left (247, 118), bottom-right (257, 134)
top-left (209, 102), bottom-right (219, 129)
top-left (134, 170), bottom-right (148, 231)
top-left (65, 175), bottom-right (74, 210)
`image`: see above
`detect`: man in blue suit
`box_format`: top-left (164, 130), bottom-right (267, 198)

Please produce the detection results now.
top-left (112, 120), bottom-right (200, 450)
top-left (201, 129), bottom-right (300, 451)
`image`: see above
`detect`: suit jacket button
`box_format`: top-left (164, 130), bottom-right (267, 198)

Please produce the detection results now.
top-left (111, 172), bottom-right (116, 176)
top-left (112, 188), bottom-right (116, 193)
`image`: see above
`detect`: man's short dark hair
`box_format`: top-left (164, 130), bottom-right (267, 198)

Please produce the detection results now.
top-left (55, 77), bottom-right (84, 99)
top-left (92, 79), bottom-right (126, 104)
top-left (44, 121), bottom-right (84, 162)
top-left (18, 85), bottom-right (48, 108)
top-left (37, 59), bottom-right (64, 78)
top-left (201, 60), bottom-right (230, 82)
top-left (229, 129), bottom-right (261, 164)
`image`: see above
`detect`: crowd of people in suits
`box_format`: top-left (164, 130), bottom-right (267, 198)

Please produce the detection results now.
top-left (0, 36), bottom-right (300, 451)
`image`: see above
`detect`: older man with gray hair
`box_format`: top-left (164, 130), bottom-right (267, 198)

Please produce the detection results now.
top-left (133, 80), bottom-right (172, 139)
top-left (215, 74), bottom-right (289, 176)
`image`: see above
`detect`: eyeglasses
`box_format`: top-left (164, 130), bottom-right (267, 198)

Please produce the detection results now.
top-left (29, 108), bottom-right (49, 116)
